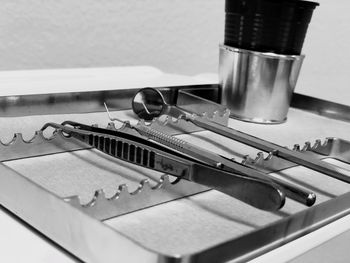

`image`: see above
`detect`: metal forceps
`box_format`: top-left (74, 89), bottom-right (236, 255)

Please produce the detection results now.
top-left (41, 121), bottom-right (286, 211)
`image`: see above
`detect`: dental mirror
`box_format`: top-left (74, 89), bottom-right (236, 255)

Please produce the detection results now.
top-left (132, 87), bottom-right (187, 120)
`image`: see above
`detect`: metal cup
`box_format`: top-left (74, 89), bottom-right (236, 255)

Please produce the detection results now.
top-left (219, 44), bottom-right (304, 123)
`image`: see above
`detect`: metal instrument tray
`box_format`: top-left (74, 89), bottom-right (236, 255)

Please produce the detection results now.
top-left (0, 84), bottom-right (350, 263)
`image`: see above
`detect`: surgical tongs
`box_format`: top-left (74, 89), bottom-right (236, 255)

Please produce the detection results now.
top-left (41, 121), bottom-right (285, 211)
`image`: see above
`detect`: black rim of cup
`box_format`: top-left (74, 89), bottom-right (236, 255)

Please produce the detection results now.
top-left (224, 0), bottom-right (319, 55)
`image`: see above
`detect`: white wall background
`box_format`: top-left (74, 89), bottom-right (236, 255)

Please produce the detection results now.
top-left (0, 0), bottom-right (349, 101)
top-left (296, 0), bottom-right (350, 102)
top-left (0, 0), bottom-right (224, 74)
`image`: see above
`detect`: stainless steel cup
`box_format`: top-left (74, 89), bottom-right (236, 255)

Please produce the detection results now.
top-left (219, 44), bottom-right (304, 123)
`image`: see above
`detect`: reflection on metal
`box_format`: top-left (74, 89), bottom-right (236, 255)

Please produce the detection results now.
top-left (0, 85), bottom-right (350, 262)
top-left (131, 88), bottom-right (230, 135)
top-left (147, 110), bottom-right (229, 136)
top-left (65, 174), bottom-right (208, 221)
top-left (198, 192), bottom-right (350, 263)
top-left (177, 89), bottom-right (229, 120)
top-left (291, 93), bottom-right (350, 123)
top-left (1, 155), bottom-right (350, 262)
top-left (0, 130), bottom-right (89, 161)
top-left (0, 84), bottom-right (220, 117)
top-left (219, 44), bottom-right (304, 123)
top-left (132, 87), bottom-right (230, 127)
top-left (154, 88), bottom-right (350, 184)
top-left (0, 124), bottom-right (209, 221)
top-left (1, 83), bottom-right (350, 125)
top-left (43, 121), bottom-right (285, 211)
top-left (243, 137), bottom-right (350, 173)
top-left (0, 163), bottom-right (161, 263)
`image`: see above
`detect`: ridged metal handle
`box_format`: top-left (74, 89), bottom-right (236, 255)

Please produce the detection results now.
top-left (136, 122), bottom-right (316, 206)
top-left (41, 122), bottom-right (287, 211)
top-left (135, 123), bottom-right (226, 167)
top-left (88, 133), bottom-right (156, 169)
top-left (84, 130), bottom-right (286, 211)
top-left (136, 125), bottom-right (186, 152)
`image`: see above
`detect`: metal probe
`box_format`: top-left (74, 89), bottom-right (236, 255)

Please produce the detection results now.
top-left (106, 102), bottom-right (315, 206)
top-left (131, 87), bottom-right (350, 184)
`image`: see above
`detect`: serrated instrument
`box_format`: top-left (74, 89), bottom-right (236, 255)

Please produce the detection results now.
top-left (185, 115), bottom-right (350, 183)
top-left (60, 120), bottom-right (316, 207)
top-left (40, 121), bottom-right (286, 211)
top-left (132, 88), bottom-right (350, 184)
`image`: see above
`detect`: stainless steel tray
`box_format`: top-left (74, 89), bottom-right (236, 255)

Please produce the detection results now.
top-left (1, 84), bottom-right (350, 263)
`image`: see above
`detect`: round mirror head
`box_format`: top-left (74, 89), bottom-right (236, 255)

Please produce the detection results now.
top-left (132, 88), bottom-right (166, 120)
